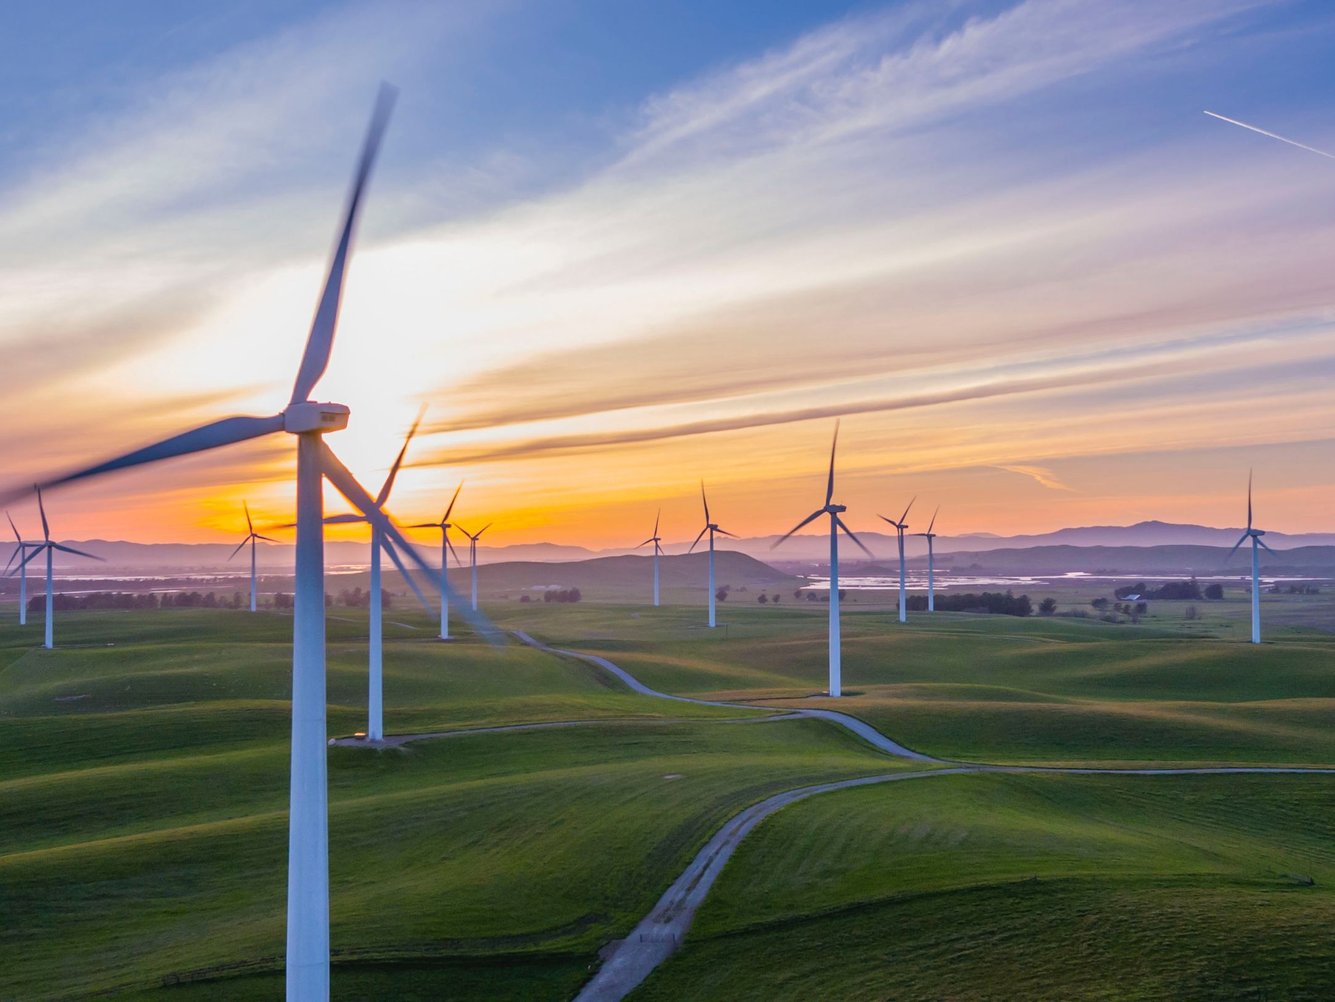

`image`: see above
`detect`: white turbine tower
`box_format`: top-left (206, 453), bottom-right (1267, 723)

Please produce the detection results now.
top-left (0, 86), bottom-right (493, 999)
top-left (689, 484), bottom-right (736, 628)
top-left (320, 413), bottom-right (423, 743)
top-left (460, 523), bottom-right (492, 612)
top-left (5, 513), bottom-right (36, 625)
top-left (1225, 471), bottom-right (1273, 645)
top-left (879, 498), bottom-right (915, 624)
top-left (229, 502), bottom-right (278, 613)
top-left (637, 510), bottom-right (664, 607)
top-left (772, 421), bottom-right (873, 698)
top-left (409, 482), bottom-right (463, 639)
top-left (914, 507), bottom-right (940, 613)
top-left (10, 489), bottom-right (104, 648)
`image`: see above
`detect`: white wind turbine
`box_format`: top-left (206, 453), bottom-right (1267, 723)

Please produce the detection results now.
top-left (913, 507), bottom-right (940, 613)
top-left (10, 489), bottom-right (104, 648)
top-left (772, 421), bottom-right (873, 698)
top-left (689, 483), bottom-right (736, 628)
top-left (5, 513), bottom-right (36, 625)
top-left (409, 482), bottom-right (463, 639)
top-left (229, 502), bottom-right (278, 613)
top-left (0, 86), bottom-right (493, 999)
top-left (320, 413), bottom-right (424, 743)
top-left (459, 522), bottom-right (492, 611)
top-left (637, 509), bottom-right (664, 607)
top-left (879, 498), bottom-right (915, 624)
top-left (1225, 471), bottom-right (1273, 645)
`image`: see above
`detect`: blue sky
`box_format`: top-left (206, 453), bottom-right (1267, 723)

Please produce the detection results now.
top-left (4, 0), bottom-right (1335, 546)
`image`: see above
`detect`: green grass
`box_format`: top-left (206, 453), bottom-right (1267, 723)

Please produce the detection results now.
top-left (633, 772), bottom-right (1335, 1000)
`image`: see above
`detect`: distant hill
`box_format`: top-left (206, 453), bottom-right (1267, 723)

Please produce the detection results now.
top-left (923, 543), bottom-right (1335, 577)
top-left (475, 551), bottom-right (797, 597)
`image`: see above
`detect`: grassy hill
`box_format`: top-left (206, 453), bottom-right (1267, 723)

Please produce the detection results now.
top-left (928, 543), bottom-right (1335, 576)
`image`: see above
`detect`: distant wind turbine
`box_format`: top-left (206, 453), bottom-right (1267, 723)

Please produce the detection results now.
top-left (5, 513), bottom-right (36, 625)
top-left (11, 489), bottom-right (104, 648)
top-left (914, 508), bottom-right (940, 613)
top-left (409, 482), bottom-right (463, 639)
top-left (689, 483), bottom-right (736, 628)
top-left (773, 421), bottom-right (873, 698)
top-left (230, 502), bottom-right (278, 613)
top-left (0, 85), bottom-right (495, 998)
top-left (1225, 471), bottom-right (1273, 645)
top-left (879, 498), bottom-right (915, 624)
top-left (320, 412), bottom-right (424, 742)
top-left (459, 523), bottom-right (493, 611)
top-left (638, 510), bottom-right (664, 607)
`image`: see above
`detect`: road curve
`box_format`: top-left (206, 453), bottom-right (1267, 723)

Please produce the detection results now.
top-left (507, 630), bottom-right (1335, 1001)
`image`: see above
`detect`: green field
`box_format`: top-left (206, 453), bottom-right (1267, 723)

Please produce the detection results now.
top-left (2, 594), bottom-right (1333, 999)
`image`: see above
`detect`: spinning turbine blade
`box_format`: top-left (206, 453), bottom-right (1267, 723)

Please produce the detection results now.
top-left (926, 507), bottom-right (938, 535)
top-left (11, 545), bottom-right (45, 574)
top-left (442, 481), bottom-right (463, 524)
top-left (898, 496), bottom-right (916, 526)
top-left (319, 443), bottom-right (501, 643)
top-left (1247, 470), bottom-right (1253, 530)
top-left (244, 501), bottom-right (254, 535)
top-left (688, 526), bottom-right (708, 553)
top-left (834, 515), bottom-right (874, 558)
top-left (714, 527), bottom-right (737, 538)
top-left (290, 83), bottom-right (398, 405)
top-left (773, 509), bottom-right (825, 549)
top-left (653, 508), bottom-right (661, 538)
top-left (10, 414), bottom-right (287, 505)
top-left (376, 404), bottom-right (425, 506)
top-left (700, 482), bottom-right (710, 525)
top-left (1225, 533), bottom-right (1248, 562)
top-left (446, 536), bottom-right (463, 566)
top-left (825, 420), bottom-right (839, 507)
top-left (52, 543), bottom-right (104, 560)
top-left (323, 513), bottom-right (366, 525)
top-left (229, 538), bottom-right (250, 561)
top-left (37, 488), bottom-right (49, 541)
top-left (1257, 537), bottom-right (1275, 553)
top-left (378, 536), bottom-right (434, 617)
top-left (475, 523), bottom-right (493, 539)
top-left (255, 534), bottom-right (279, 543)
top-left (7, 511), bottom-right (21, 543)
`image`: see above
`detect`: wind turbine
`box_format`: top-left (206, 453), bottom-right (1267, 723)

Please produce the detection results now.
top-left (409, 482), bottom-right (463, 639)
top-left (689, 484), bottom-right (736, 628)
top-left (459, 523), bottom-right (492, 611)
top-left (10, 489), bottom-right (104, 648)
top-left (320, 412), bottom-right (422, 743)
top-left (879, 498), bottom-right (915, 624)
top-left (772, 421), bottom-right (873, 698)
top-left (638, 509), bottom-right (664, 607)
top-left (5, 513), bottom-right (36, 625)
top-left (1225, 471), bottom-right (1273, 645)
top-left (914, 508), bottom-right (940, 613)
top-left (229, 502), bottom-right (278, 613)
top-left (0, 86), bottom-right (492, 999)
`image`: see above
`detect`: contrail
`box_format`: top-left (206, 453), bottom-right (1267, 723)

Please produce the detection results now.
top-left (1204, 110), bottom-right (1335, 161)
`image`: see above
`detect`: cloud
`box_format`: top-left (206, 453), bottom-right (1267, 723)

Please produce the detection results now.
top-left (994, 464), bottom-right (1076, 492)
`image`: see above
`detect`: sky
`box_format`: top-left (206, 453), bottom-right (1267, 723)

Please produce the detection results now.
top-left (4, 0), bottom-right (1335, 550)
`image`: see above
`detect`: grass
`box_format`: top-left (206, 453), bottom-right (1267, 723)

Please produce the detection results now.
top-left (633, 771), bottom-right (1335, 1001)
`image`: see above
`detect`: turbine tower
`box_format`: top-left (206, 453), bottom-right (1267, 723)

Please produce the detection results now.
top-left (879, 498), bottom-right (915, 624)
top-left (229, 502), bottom-right (278, 613)
top-left (914, 508), bottom-right (940, 613)
top-left (5, 513), bottom-right (36, 625)
top-left (689, 483), bottom-right (736, 628)
top-left (772, 421), bottom-right (873, 698)
top-left (638, 510), bottom-right (664, 607)
top-left (460, 523), bottom-right (492, 611)
top-left (0, 86), bottom-right (494, 999)
top-left (320, 412), bottom-right (422, 743)
top-left (1225, 471), bottom-right (1273, 645)
top-left (10, 489), bottom-right (103, 648)
top-left (409, 482), bottom-right (463, 639)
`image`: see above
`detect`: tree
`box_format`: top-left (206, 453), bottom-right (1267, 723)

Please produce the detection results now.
top-left (715, 587), bottom-right (729, 603)
top-left (1204, 583), bottom-right (1224, 600)
top-left (757, 593), bottom-right (769, 604)
top-left (1039, 597), bottom-right (1058, 616)
top-left (1091, 597), bottom-right (1109, 611)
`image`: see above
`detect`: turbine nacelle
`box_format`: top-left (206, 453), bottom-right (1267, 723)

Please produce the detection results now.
top-left (825, 504), bottom-right (846, 514)
top-left (284, 402), bottom-right (350, 434)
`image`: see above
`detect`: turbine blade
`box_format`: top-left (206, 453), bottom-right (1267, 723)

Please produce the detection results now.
top-left (835, 514), bottom-right (874, 559)
top-left (376, 403), bottom-right (425, 506)
top-left (475, 523), bottom-right (493, 539)
top-left (446, 535), bottom-right (463, 566)
top-left (1224, 533), bottom-right (1248, 563)
top-left (637, 537), bottom-right (656, 548)
top-left (37, 487), bottom-right (49, 541)
top-left (7, 511), bottom-right (21, 543)
top-left (926, 506), bottom-right (938, 535)
top-left (5, 414), bottom-right (286, 506)
top-left (229, 538), bottom-right (249, 561)
top-left (772, 509), bottom-right (825, 550)
top-left (290, 83), bottom-right (397, 405)
top-left (3, 545), bottom-right (21, 576)
top-left (714, 527), bottom-right (737, 538)
top-left (244, 501), bottom-right (254, 535)
top-left (254, 534), bottom-right (280, 543)
top-left (1257, 537), bottom-right (1275, 553)
top-left (877, 514), bottom-right (897, 526)
top-left (323, 513), bottom-right (366, 525)
top-left (406, 523), bottom-right (438, 529)
top-left (442, 480), bottom-right (463, 523)
top-left (653, 507), bottom-right (661, 538)
top-left (899, 496), bottom-right (916, 526)
top-left (825, 419), bottom-right (839, 507)
top-left (10, 544), bottom-right (46, 575)
top-left (379, 536), bottom-right (433, 618)
top-left (1247, 469), bottom-right (1253, 531)
top-left (700, 481), bottom-right (710, 525)
top-left (320, 441), bottom-right (503, 644)
top-left (51, 543), bottom-right (104, 561)
top-left (688, 526), bottom-right (708, 553)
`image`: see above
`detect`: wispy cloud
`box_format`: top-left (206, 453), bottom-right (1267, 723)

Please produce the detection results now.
top-left (994, 464), bottom-right (1076, 492)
